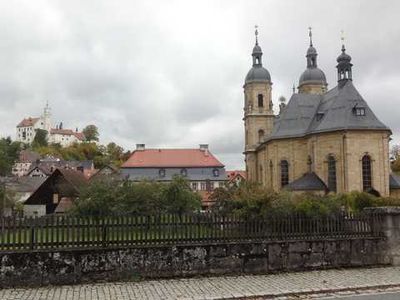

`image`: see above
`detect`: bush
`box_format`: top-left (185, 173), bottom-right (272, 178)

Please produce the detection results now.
top-left (71, 176), bottom-right (201, 216)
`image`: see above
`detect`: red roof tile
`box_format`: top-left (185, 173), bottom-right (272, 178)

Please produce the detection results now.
top-left (50, 128), bottom-right (85, 140)
top-left (226, 170), bottom-right (247, 181)
top-left (122, 149), bottom-right (224, 168)
top-left (17, 117), bottom-right (40, 127)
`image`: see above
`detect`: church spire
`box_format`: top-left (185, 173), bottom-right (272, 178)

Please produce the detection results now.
top-left (252, 25), bottom-right (263, 66)
top-left (336, 31), bottom-right (353, 84)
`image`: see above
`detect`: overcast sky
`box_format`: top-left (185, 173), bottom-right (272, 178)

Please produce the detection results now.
top-left (0, 0), bottom-right (399, 170)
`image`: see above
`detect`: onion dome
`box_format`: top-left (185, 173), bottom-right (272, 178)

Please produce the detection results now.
top-left (245, 28), bottom-right (271, 84)
top-left (298, 28), bottom-right (327, 87)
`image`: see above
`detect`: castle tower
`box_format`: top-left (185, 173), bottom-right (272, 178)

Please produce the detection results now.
top-left (298, 28), bottom-right (327, 94)
top-left (42, 101), bottom-right (52, 133)
top-left (243, 27), bottom-right (274, 181)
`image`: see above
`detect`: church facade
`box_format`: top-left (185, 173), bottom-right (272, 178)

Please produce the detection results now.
top-left (243, 29), bottom-right (398, 197)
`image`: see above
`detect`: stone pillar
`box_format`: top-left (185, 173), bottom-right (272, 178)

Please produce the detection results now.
top-left (365, 207), bottom-right (400, 265)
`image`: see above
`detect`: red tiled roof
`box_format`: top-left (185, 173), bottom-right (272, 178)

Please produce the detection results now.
top-left (74, 132), bottom-right (85, 141)
top-left (17, 117), bottom-right (40, 127)
top-left (122, 149), bottom-right (224, 168)
top-left (226, 170), bottom-right (247, 181)
top-left (50, 128), bottom-right (85, 140)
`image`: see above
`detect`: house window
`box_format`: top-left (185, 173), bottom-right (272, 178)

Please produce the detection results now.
top-left (212, 169), bottom-right (219, 177)
top-left (53, 193), bottom-right (59, 204)
top-left (327, 155), bottom-right (337, 192)
top-left (191, 182), bottom-right (198, 190)
top-left (208, 182), bottom-right (213, 190)
top-left (353, 107), bottom-right (365, 116)
top-left (180, 168), bottom-right (187, 177)
top-left (159, 169), bottom-right (166, 177)
top-left (280, 160), bottom-right (289, 187)
top-left (200, 182), bottom-right (206, 190)
top-left (362, 155), bottom-right (372, 191)
top-left (258, 94), bottom-right (264, 107)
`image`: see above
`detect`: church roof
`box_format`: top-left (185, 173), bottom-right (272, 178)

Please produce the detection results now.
top-left (267, 80), bottom-right (390, 142)
top-left (285, 172), bottom-right (328, 191)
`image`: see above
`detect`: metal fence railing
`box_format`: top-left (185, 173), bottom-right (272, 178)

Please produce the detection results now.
top-left (0, 212), bottom-right (384, 251)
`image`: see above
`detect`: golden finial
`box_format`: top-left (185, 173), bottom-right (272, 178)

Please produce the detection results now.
top-left (340, 30), bottom-right (346, 52)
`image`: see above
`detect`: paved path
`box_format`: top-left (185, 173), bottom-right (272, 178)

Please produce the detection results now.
top-left (2, 266), bottom-right (400, 300)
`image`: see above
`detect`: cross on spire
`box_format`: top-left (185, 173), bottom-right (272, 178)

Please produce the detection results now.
top-left (255, 25), bottom-right (259, 45)
top-left (308, 26), bottom-right (313, 46)
top-left (340, 30), bottom-right (346, 51)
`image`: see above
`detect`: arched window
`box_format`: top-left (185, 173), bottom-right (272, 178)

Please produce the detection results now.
top-left (258, 94), bottom-right (264, 107)
top-left (327, 155), bottom-right (337, 192)
top-left (362, 155), bottom-right (372, 191)
top-left (258, 129), bottom-right (265, 143)
top-left (280, 160), bottom-right (289, 187)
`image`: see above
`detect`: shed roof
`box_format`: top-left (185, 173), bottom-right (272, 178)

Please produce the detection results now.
top-left (285, 172), bottom-right (328, 191)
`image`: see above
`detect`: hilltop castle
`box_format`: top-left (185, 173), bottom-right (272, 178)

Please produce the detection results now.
top-left (16, 103), bottom-right (85, 147)
top-left (243, 28), bottom-right (399, 197)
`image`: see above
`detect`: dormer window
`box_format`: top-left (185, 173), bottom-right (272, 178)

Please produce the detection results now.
top-left (180, 168), bottom-right (187, 177)
top-left (316, 112), bottom-right (324, 121)
top-left (159, 169), bottom-right (166, 177)
top-left (212, 169), bottom-right (219, 177)
top-left (353, 106), bottom-right (365, 116)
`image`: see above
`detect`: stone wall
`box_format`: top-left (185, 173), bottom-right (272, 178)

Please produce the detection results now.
top-left (0, 237), bottom-right (387, 288)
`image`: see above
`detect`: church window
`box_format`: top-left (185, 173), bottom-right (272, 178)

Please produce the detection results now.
top-left (258, 94), bottom-right (264, 107)
top-left (327, 155), bottom-right (337, 192)
top-left (280, 160), bottom-right (289, 187)
top-left (258, 129), bottom-right (265, 143)
top-left (362, 155), bottom-right (372, 191)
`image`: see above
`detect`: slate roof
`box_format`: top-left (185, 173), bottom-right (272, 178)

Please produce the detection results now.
top-left (267, 80), bottom-right (390, 142)
top-left (285, 172), bottom-right (328, 191)
top-left (390, 174), bottom-right (400, 190)
top-left (122, 149), bottom-right (224, 168)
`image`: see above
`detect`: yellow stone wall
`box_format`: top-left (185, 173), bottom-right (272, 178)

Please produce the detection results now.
top-left (251, 130), bottom-right (391, 196)
top-left (390, 189), bottom-right (400, 198)
top-left (298, 83), bottom-right (327, 95)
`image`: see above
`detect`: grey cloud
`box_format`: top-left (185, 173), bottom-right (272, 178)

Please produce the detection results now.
top-left (0, 0), bottom-right (400, 170)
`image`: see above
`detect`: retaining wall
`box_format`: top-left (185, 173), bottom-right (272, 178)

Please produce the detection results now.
top-left (0, 237), bottom-right (388, 287)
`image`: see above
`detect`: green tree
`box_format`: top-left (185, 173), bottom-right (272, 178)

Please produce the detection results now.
top-left (0, 137), bottom-right (22, 176)
top-left (0, 185), bottom-right (17, 216)
top-left (161, 176), bottom-right (201, 215)
top-left (82, 125), bottom-right (99, 142)
top-left (32, 129), bottom-right (48, 148)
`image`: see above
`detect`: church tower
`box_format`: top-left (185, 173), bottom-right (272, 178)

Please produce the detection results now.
top-left (243, 27), bottom-right (274, 181)
top-left (42, 101), bottom-right (52, 133)
top-left (298, 28), bottom-right (327, 94)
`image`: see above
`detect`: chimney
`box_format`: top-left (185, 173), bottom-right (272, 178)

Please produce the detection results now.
top-left (199, 144), bottom-right (209, 156)
top-left (199, 144), bottom-right (209, 151)
top-left (136, 144), bottom-right (145, 151)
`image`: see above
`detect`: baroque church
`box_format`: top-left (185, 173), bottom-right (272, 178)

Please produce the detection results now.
top-left (243, 28), bottom-right (399, 197)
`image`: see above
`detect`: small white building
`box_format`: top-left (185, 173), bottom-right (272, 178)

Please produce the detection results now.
top-left (49, 128), bottom-right (85, 147)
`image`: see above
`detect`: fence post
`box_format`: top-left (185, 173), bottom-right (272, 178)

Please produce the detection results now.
top-left (102, 218), bottom-right (108, 248)
top-left (364, 207), bottom-right (400, 266)
top-left (30, 217), bottom-right (35, 250)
